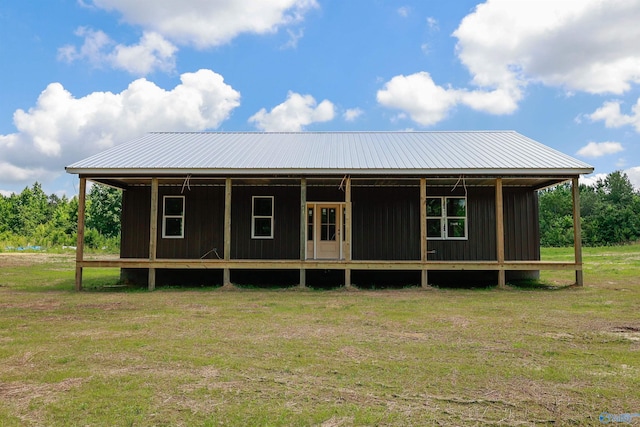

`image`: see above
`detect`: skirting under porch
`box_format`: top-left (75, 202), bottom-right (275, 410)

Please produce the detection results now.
top-left (79, 258), bottom-right (582, 289)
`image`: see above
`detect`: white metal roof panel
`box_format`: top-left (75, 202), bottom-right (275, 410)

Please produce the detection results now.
top-left (65, 131), bottom-right (593, 176)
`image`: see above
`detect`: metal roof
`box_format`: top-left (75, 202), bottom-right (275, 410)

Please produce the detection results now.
top-left (65, 131), bottom-right (593, 176)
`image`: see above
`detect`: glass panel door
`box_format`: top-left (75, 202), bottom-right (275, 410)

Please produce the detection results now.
top-left (320, 207), bottom-right (337, 241)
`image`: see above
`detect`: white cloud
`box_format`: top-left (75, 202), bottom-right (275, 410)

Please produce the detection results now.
top-left (580, 173), bottom-right (608, 187)
top-left (581, 168), bottom-right (640, 190)
top-left (377, 73), bottom-right (459, 126)
top-left (59, 27), bottom-right (177, 75)
top-left (378, 0), bottom-right (640, 126)
top-left (458, 87), bottom-right (519, 115)
top-left (397, 7), bottom-right (410, 18)
top-left (58, 27), bottom-right (111, 65)
top-left (624, 166), bottom-right (640, 190)
top-left (89, 0), bottom-right (318, 49)
top-left (589, 99), bottom-right (640, 132)
top-left (576, 141), bottom-right (624, 158)
top-left (0, 189), bottom-right (15, 197)
top-left (377, 72), bottom-right (519, 126)
top-left (426, 17), bottom-right (439, 31)
top-left (249, 91), bottom-right (335, 131)
top-left (343, 108), bottom-right (363, 122)
top-left (110, 32), bottom-right (177, 74)
top-left (0, 69), bottom-right (240, 185)
top-left (453, 0), bottom-right (640, 96)
top-left (280, 28), bottom-right (304, 50)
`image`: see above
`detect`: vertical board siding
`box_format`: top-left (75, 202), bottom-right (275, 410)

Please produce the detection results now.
top-left (504, 188), bottom-right (540, 261)
top-left (120, 185), bottom-right (225, 259)
top-left (156, 186), bottom-right (225, 259)
top-left (426, 187), bottom-right (539, 261)
top-left (120, 186), bottom-right (150, 258)
top-left (119, 181), bottom-right (540, 263)
top-left (352, 187), bottom-right (420, 260)
top-left (426, 188), bottom-right (496, 261)
top-left (307, 185), bottom-right (346, 202)
top-left (231, 186), bottom-right (300, 259)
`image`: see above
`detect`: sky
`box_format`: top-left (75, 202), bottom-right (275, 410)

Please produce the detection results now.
top-left (1, 0), bottom-right (640, 197)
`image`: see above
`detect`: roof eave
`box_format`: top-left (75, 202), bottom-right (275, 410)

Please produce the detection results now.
top-left (65, 167), bottom-right (595, 177)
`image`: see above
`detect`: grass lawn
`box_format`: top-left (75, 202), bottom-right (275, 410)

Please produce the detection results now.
top-left (0, 246), bottom-right (639, 426)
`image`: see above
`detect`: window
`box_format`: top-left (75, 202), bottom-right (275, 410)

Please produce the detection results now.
top-left (307, 207), bottom-right (314, 241)
top-left (252, 196), bottom-right (274, 239)
top-left (426, 197), bottom-right (467, 240)
top-left (162, 196), bottom-right (185, 238)
top-left (320, 207), bottom-right (337, 241)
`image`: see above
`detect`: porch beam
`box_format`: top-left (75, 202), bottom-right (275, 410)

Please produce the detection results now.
top-left (79, 258), bottom-right (581, 271)
top-left (148, 177), bottom-right (159, 290)
top-left (344, 176), bottom-right (352, 287)
top-left (75, 177), bottom-right (87, 291)
top-left (495, 178), bottom-right (506, 287)
top-left (299, 178), bottom-right (307, 287)
top-left (420, 178), bottom-right (428, 288)
top-left (572, 177), bottom-right (584, 286)
top-left (223, 177), bottom-right (232, 285)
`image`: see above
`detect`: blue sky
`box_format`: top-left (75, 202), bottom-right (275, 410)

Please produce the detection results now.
top-left (1, 0), bottom-right (640, 196)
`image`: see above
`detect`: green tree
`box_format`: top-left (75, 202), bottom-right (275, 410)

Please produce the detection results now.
top-left (586, 172), bottom-right (640, 245)
top-left (0, 193), bottom-right (10, 233)
top-left (538, 183), bottom-right (573, 246)
top-left (539, 172), bottom-right (640, 247)
top-left (8, 183), bottom-right (50, 236)
top-left (86, 184), bottom-right (122, 238)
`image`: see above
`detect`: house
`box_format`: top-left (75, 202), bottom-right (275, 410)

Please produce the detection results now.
top-left (65, 131), bottom-right (593, 290)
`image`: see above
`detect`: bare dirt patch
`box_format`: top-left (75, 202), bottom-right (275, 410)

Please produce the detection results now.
top-left (0, 378), bottom-right (86, 425)
top-left (608, 325), bottom-right (640, 342)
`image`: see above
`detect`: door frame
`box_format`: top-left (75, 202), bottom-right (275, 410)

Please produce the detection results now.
top-left (306, 202), bottom-right (344, 260)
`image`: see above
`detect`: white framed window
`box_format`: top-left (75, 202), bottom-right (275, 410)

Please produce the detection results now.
top-left (252, 196), bottom-right (274, 239)
top-left (307, 206), bottom-right (314, 241)
top-left (162, 196), bottom-right (185, 238)
top-left (426, 196), bottom-right (467, 240)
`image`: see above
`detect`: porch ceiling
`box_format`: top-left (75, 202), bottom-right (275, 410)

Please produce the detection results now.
top-left (88, 175), bottom-right (572, 191)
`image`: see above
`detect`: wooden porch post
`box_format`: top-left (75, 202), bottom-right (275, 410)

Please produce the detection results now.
top-left (572, 177), bottom-right (584, 286)
top-left (75, 177), bottom-right (87, 291)
top-left (148, 178), bottom-right (159, 290)
top-left (223, 178), bottom-right (232, 286)
top-left (495, 178), bottom-right (506, 287)
top-left (299, 178), bottom-right (307, 287)
top-left (420, 178), bottom-right (428, 288)
top-left (344, 176), bottom-right (352, 287)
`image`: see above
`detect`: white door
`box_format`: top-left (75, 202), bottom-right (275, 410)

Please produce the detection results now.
top-left (315, 204), bottom-right (341, 259)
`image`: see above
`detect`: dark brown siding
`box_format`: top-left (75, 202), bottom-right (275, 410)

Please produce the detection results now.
top-left (427, 188), bottom-right (496, 261)
top-left (231, 185), bottom-right (300, 259)
top-left (120, 186), bottom-right (150, 258)
top-left (504, 188), bottom-right (540, 261)
top-left (120, 185), bottom-right (225, 259)
top-left (156, 186), bottom-right (225, 259)
top-left (352, 186), bottom-right (420, 260)
top-left (119, 181), bottom-right (539, 264)
top-left (426, 187), bottom-right (539, 261)
top-left (307, 185), bottom-right (345, 202)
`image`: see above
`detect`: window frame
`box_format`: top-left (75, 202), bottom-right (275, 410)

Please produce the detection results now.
top-left (426, 196), bottom-right (468, 240)
top-left (307, 206), bottom-right (314, 241)
top-left (162, 195), bottom-right (185, 239)
top-left (251, 196), bottom-right (274, 239)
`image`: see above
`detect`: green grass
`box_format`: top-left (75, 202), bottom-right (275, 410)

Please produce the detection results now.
top-left (0, 247), bottom-right (639, 426)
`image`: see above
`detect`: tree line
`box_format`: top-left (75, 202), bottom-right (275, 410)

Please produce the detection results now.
top-left (539, 171), bottom-right (640, 246)
top-left (1, 172), bottom-right (639, 251)
top-left (0, 182), bottom-right (121, 251)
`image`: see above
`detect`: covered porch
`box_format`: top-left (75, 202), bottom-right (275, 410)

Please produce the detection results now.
top-left (73, 174), bottom-right (585, 290)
